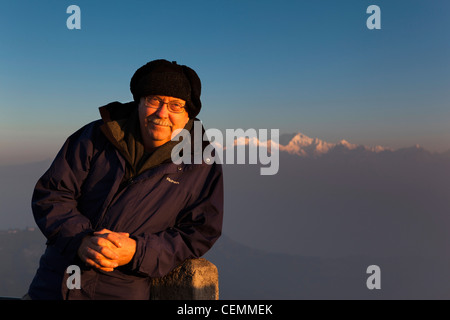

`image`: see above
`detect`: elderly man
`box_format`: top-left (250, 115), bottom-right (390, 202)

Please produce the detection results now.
top-left (27, 59), bottom-right (224, 300)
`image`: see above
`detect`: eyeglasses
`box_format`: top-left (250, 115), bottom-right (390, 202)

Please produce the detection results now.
top-left (144, 96), bottom-right (186, 114)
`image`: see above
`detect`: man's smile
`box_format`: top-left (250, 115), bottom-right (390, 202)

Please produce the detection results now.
top-left (148, 118), bottom-right (172, 127)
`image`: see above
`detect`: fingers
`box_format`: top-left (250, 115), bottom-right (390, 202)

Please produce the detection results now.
top-left (79, 249), bottom-right (114, 272)
top-left (91, 243), bottom-right (119, 261)
top-left (84, 258), bottom-right (115, 272)
top-left (118, 232), bottom-right (130, 237)
top-left (93, 230), bottom-right (129, 248)
top-left (78, 230), bottom-right (131, 272)
top-left (93, 229), bottom-right (129, 238)
top-left (89, 237), bottom-right (120, 259)
top-left (94, 229), bottom-right (128, 237)
top-left (83, 246), bottom-right (119, 270)
top-left (94, 228), bottom-right (114, 235)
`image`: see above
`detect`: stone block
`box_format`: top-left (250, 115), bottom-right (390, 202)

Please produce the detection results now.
top-left (150, 258), bottom-right (219, 300)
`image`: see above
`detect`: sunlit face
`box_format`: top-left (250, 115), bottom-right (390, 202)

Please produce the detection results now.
top-left (138, 95), bottom-right (189, 150)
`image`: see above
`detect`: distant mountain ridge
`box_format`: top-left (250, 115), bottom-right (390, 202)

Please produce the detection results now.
top-left (278, 132), bottom-right (389, 157)
top-left (230, 131), bottom-right (447, 158)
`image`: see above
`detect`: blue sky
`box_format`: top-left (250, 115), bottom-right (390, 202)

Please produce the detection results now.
top-left (1, 0), bottom-right (449, 164)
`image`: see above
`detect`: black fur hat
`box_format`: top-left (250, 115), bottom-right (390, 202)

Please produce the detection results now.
top-left (130, 59), bottom-right (202, 118)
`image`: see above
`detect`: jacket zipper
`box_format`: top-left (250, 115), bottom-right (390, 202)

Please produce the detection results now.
top-left (94, 166), bottom-right (136, 230)
top-left (93, 162), bottom-right (181, 230)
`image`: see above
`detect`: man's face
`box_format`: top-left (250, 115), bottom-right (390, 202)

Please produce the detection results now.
top-left (138, 95), bottom-right (190, 149)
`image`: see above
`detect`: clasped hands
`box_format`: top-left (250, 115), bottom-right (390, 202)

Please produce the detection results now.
top-left (78, 229), bottom-right (136, 272)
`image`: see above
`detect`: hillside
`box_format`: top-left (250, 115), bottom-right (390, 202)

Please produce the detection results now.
top-left (0, 229), bottom-right (46, 297)
top-left (2, 229), bottom-right (450, 299)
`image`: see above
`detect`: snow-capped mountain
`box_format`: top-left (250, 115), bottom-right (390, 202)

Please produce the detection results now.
top-left (278, 132), bottom-right (390, 157)
top-left (226, 131), bottom-right (391, 157)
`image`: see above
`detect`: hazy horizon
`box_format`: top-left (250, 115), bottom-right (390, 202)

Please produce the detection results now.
top-left (1, 128), bottom-right (449, 167)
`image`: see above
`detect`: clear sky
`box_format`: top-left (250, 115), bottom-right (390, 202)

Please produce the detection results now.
top-left (1, 0), bottom-right (449, 165)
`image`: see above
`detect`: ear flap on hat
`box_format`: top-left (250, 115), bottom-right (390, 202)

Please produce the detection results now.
top-left (182, 65), bottom-right (202, 118)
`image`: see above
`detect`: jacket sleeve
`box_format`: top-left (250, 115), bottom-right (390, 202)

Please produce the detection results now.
top-left (129, 162), bottom-right (224, 278)
top-left (32, 123), bottom-right (97, 262)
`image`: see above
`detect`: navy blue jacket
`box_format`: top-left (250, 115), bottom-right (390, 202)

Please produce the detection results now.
top-left (28, 101), bottom-right (223, 299)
